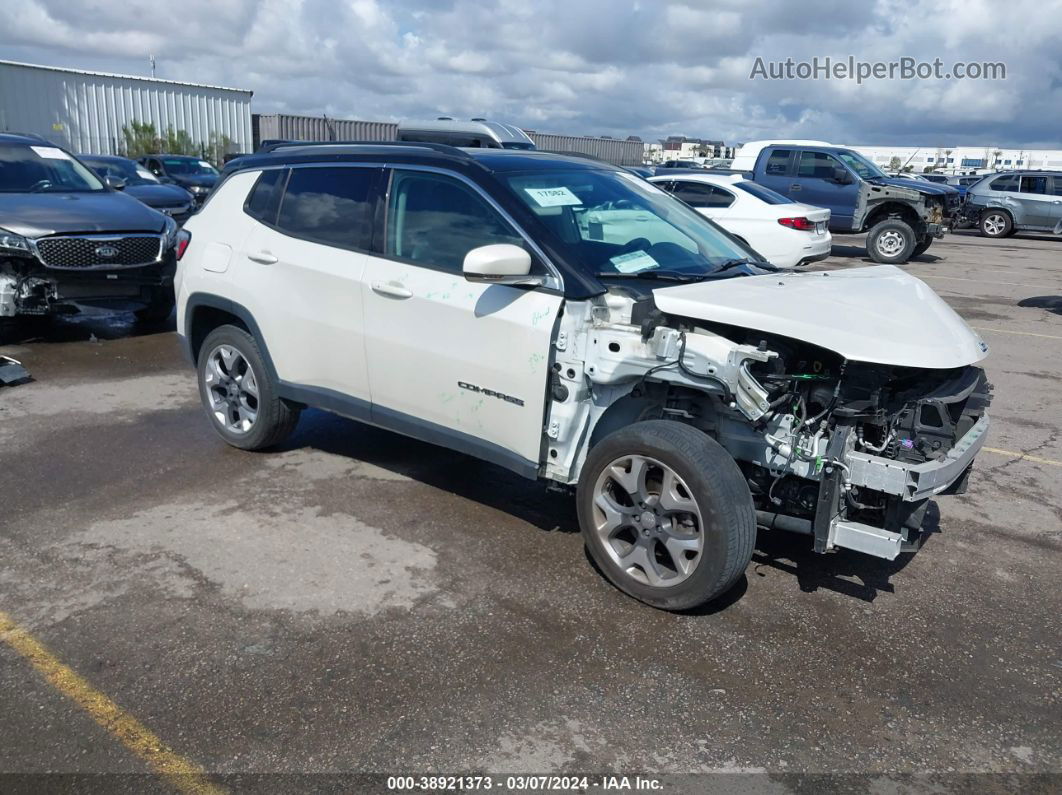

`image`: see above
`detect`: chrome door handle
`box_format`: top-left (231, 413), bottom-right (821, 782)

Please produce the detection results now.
top-left (247, 251), bottom-right (278, 264)
top-left (371, 281), bottom-right (413, 299)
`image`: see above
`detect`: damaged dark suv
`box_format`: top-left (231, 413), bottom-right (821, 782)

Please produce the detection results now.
top-left (0, 133), bottom-right (179, 338)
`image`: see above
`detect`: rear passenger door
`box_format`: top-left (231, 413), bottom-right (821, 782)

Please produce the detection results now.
top-left (241, 164), bottom-right (384, 406)
top-left (755, 148), bottom-right (794, 197)
top-left (361, 168), bottom-right (563, 472)
top-left (1011, 175), bottom-right (1055, 228)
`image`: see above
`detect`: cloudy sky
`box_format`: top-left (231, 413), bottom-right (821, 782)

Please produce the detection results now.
top-left (2, 0), bottom-right (1060, 147)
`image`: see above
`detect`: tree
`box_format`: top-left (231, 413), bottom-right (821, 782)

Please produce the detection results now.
top-left (205, 131), bottom-right (237, 167)
top-left (121, 121), bottom-right (161, 157)
top-left (163, 127), bottom-right (198, 156)
top-left (888, 155), bottom-right (902, 171)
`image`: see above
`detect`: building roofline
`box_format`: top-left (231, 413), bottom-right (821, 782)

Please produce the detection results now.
top-left (0, 59), bottom-right (253, 96)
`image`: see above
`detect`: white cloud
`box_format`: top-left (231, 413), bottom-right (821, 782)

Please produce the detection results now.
top-left (1, 0), bottom-right (1059, 146)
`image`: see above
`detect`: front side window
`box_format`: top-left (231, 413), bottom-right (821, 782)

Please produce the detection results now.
top-left (276, 166), bottom-right (378, 249)
top-left (0, 143), bottom-right (105, 193)
top-left (386, 170), bottom-right (524, 272)
top-left (505, 169), bottom-right (758, 279)
top-left (797, 151), bottom-right (840, 179)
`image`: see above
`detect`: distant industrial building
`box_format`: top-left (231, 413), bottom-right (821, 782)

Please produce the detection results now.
top-left (848, 144), bottom-right (1062, 174)
top-left (0, 60), bottom-right (253, 158)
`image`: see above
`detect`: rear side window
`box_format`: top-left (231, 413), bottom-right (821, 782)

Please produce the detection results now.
top-left (276, 166), bottom-right (380, 250)
top-left (734, 180), bottom-right (794, 204)
top-left (385, 170), bottom-right (524, 272)
top-left (1051, 178), bottom-right (1062, 196)
top-left (244, 169), bottom-right (285, 223)
top-left (989, 175), bottom-right (1018, 192)
top-left (670, 181), bottom-right (734, 208)
top-left (764, 149), bottom-right (791, 175)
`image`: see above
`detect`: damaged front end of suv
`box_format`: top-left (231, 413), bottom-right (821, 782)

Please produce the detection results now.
top-left (547, 265), bottom-right (991, 562)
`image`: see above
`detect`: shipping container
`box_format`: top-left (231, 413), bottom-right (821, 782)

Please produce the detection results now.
top-left (528, 132), bottom-right (644, 166)
top-left (253, 114), bottom-right (398, 149)
top-left (0, 60), bottom-right (253, 161)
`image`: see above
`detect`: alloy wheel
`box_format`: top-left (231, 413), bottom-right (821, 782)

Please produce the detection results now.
top-left (983, 214), bottom-right (1006, 236)
top-left (591, 455), bottom-right (704, 587)
top-left (204, 344), bottom-right (259, 434)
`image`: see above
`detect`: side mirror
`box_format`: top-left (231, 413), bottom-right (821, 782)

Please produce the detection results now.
top-left (832, 166), bottom-right (852, 184)
top-left (463, 243), bottom-right (540, 285)
top-left (104, 175), bottom-right (127, 190)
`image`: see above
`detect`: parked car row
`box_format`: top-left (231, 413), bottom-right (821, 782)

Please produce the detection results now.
top-left (0, 133), bottom-right (183, 337)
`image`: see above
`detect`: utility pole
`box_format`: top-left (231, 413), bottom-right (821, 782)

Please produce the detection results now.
top-left (149, 55), bottom-right (156, 79)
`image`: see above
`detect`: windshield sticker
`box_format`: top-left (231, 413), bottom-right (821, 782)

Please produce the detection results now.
top-left (524, 186), bottom-right (583, 207)
top-left (611, 250), bottom-right (659, 274)
top-left (198, 160), bottom-right (213, 169)
top-left (30, 146), bottom-right (71, 160)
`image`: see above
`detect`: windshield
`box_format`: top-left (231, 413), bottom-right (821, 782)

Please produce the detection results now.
top-left (835, 150), bottom-right (887, 180)
top-left (505, 169), bottom-right (759, 278)
top-left (162, 157), bottom-right (219, 176)
top-left (0, 143), bottom-right (106, 193)
top-left (501, 142), bottom-right (536, 150)
top-left (734, 180), bottom-right (793, 204)
top-left (81, 157), bottom-right (160, 186)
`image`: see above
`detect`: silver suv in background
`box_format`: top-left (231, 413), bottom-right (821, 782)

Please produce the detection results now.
top-left (396, 118), bottom-right (536, 149)
top-left (965, 171), bottom-right (1062, 237)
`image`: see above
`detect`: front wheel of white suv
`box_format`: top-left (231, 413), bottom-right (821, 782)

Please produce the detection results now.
top-left (196, 325), bottom-right (301, 450)
top-left (576, 421), bottom-right (756, 611)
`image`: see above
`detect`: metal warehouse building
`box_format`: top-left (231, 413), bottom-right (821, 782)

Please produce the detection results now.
top-left (0, 60), bottom-right (253, 157)
top-left (253, 113), bottom-right (646, 166)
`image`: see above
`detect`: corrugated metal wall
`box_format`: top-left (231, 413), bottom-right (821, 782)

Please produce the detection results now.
top-left (254, 114), bottom-right (397, 148)
top-left (527, 132), bottom-right (644, 166)
top-left (251, 113), bottom-right (645, 166)
top-left (0, 60), bottom-right (253, 159)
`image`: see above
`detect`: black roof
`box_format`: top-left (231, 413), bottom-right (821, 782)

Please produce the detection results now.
top-left (0, 132), bottom-right (51, 146)
top-left (223, 142), bottom-right (617, 177)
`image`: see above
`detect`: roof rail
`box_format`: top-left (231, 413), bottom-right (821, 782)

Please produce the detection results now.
top-left (256, 139), bottom-right (476, 161)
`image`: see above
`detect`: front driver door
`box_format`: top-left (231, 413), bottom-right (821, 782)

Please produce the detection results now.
top-left (793, 150), bottom-right (857, 230)
top-left (362, 168), bottom-right (563, 474)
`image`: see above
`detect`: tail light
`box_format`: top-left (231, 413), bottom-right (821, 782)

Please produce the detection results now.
top-left (778, 216), bottom-right (816, 231)
top-left (175, 229), bottom-right (191, 260)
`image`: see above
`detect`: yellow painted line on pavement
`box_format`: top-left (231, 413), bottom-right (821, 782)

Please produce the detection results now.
top-left (969, 326), bottom-right (1062, 340)
top-left (0, 610), bottom-right (224, 795)
top-left (983, 447), bottom-right (1062, 468)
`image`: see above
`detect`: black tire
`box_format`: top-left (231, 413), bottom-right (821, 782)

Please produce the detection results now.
top-left (911, 236), bottom-right (933, 258)
top-left (196, 324), bottom-right (300, 450)
top-left (866, 218), bottom-right (916, 264)
top-left (134, 289), bottom-right (175, 323)
top-left (979, 209), bottom-right (1012, 238)
top-left (576, 420), bottom-right (755, 611)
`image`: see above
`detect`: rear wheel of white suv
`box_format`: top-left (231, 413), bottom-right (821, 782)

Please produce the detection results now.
top-left (576, 421), bottom-right (755, 611)
top-left (196, 325), bottom-right (300, 450)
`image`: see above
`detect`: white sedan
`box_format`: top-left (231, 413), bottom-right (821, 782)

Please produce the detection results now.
top-left (649, 173), bottom-right (832, 268)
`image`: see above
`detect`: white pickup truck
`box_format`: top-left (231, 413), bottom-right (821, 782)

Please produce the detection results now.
top-left (176, 143), bottom-right (991, 611)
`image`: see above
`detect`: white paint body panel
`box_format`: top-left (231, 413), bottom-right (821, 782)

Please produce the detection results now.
top-left (362, 259), bottom-right (561, 463)
top-left (652, 266), bottom-right (988, 369)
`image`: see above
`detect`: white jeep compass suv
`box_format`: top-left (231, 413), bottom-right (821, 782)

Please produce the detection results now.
top-left (176, 142), bottom-right (991, 611)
